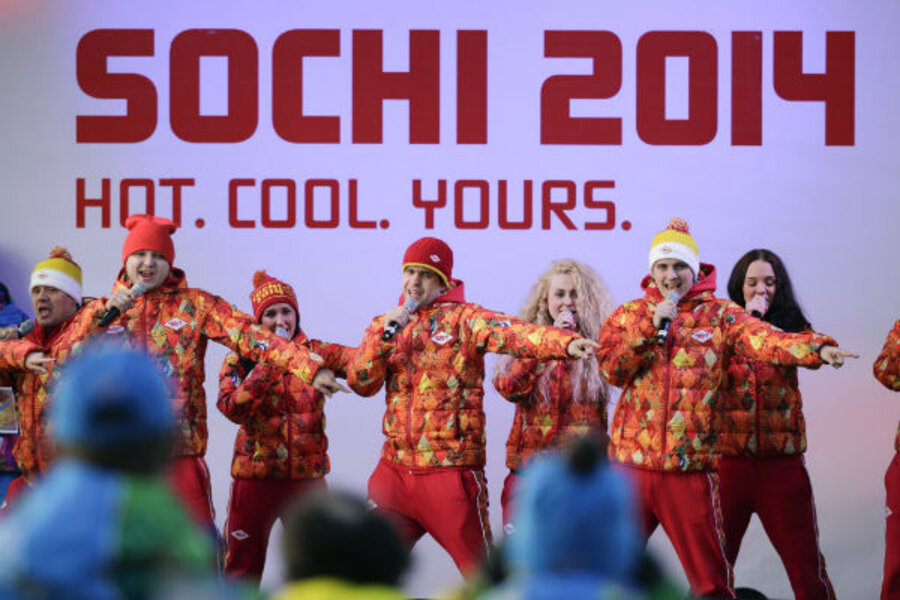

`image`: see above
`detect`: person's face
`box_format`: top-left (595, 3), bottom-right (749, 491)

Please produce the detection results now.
top-left (31, 285), bottom-right (78, 329)
top-left (742, 259), bottom-right (776, 306)
top-left (402, 266), bottom-right (446, 307)
top-left (547, 273), bottom-right (577, 321)
top-left (124, 250), bottom-right (171, 291)
top-left (651, 259), bottom-right (695, 298)
top-left (260, 302), bottom-right (297, 336)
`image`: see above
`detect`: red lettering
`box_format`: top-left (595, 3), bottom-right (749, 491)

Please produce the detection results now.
top-left (541, 181), bottom-right (577, 230)
top-left (497, 180), bottom-right (533, 230)
top-left (170, 29), bottom-right (258, 142)
top-left (352, 30), bottom-right (440, 143)
top-left (412, 180), bottom-right (447, 229)
top-left (304, 179), bottom-right (340, 228)
top-left (348, 180), bottom-right (377, 229)
top-left (229, 178), bottom-right (256, 228)
top-left (773, 31), bottom-right (855, 146)
top-left (119, 179), bottom-right (154, 225)
top-left (158, 178), bottom-right (194, 227)
top-left (76, 178), bottom-right (111, 228)
top-left (541, 31), bottom-right (622, 145)
top-left (457, 30), bottom-right (487, 144)
top-left (76, 29), bottom-right (156, 143)
top-left (732, 32), bottom-right (763, 145)
top-left (454, 180), bottom-right (489, 229)
top-left (637, 31), bottom-right (718, 145)
top-left (261, 179), bottom-right (297, 228)
top-left (273, 29), bottom-right (341, 143)
top-left (583, 181), bottom-right (615, 230)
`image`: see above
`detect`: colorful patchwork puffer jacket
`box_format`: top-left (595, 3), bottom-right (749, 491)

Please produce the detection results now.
top-left (874, 319), bottom-right (900, 452)
top-left (717, 326), bottom-right (823, 458)
top-left (66, 270), bottom-right (324, 459)
top-left (217, 329), bottom-right (354, 480)
top-left (597, 264), bottom-right (835, 472)
top-left (347, 281), bottom-right (578, 470)
top-left (493, 358), bottom-right (607, 471)
top-left (1, 312), bottom-right (96, 477)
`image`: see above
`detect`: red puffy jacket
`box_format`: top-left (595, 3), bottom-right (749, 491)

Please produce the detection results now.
top-left (217, 330), bottom-right (354, 480)
top-left (874, 319), bottom-right (900, 451)
top-left (347, 281), bottom-right (578, 470)
top-left (597, 265), bottom-right (834, 472)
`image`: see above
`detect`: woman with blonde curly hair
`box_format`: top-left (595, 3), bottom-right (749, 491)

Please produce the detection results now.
top-left (492, 259), bottom-right (615, 532)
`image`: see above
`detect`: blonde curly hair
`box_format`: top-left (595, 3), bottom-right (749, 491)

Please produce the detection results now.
top-left (495, 259), bottom-right (614, 406)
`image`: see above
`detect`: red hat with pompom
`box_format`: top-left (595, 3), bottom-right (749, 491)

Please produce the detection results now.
top-left (249, 270), bottom-right (298, 322)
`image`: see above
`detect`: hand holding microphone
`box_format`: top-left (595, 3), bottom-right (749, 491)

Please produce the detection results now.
top-left (0, 320), bottom-right (33, 341)
top-left (383, 298), bottom-right (418, 341)
top-left (555, 308), bottom-right (577, 330)
top-left (654, 291), bottom-right (681, 346)
top-left (746, 294), bottom-right (768, 319)
top-left (100, 282), bottom-right (147, 326)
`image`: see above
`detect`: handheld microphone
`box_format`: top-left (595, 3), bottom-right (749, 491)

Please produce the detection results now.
top-left (656, 291), bottom-right (681, 346)
top-left (382, 297), bottom-right (418, 341)
top-left (99, 281), bottom-right (147, 327)
top-left (558, 309), bottom-right (576, 330)
top-left (16, 319), bottom-right (34, 338)
top-left (275, 327), bottom-right (291, 339)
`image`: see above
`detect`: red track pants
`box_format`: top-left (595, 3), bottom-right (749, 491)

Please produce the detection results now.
top-left (367, 458), bottom-right (492, 575)
top-left (719, 456), bottom-right (834, 600)
top-left (884, 453), bottom-right (900, 600)
top-left (623, 465), bottom-right (735, 599)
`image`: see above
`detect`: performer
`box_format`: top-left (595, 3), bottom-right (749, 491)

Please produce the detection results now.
top-left (596, 218), bottom-right (855, 599)
top-left (217, 270), bottom-right (354, 583)
top-left (874, 319), bottom-right (900, 600)
top-left (347, 237), bottom-right (598, 575)
top-left (492, 259), bottom-right (614, 533)
top-left (0, 248), bottom-right (88, 507)
top-left (44, 214), bottom-right (347, 532)
top-left (718, 249), bottom-right (836, 599)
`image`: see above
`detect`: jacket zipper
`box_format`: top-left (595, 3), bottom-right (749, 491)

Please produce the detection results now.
top-left (752, 361), bottom-right (760, 456)
top-left (662, 322), bottom-right (674, 469)
top-left (405, 311), bottom-right (416, 467)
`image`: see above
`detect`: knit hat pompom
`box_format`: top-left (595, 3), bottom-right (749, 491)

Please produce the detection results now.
top-left (30, 246), bottom-right (83, 304)
top-left (648, 217), bottom-right (700, 276)
top-left (250, 270), bottom-right (298, 323)
top-left (121, 214), bottom-right (176, 265)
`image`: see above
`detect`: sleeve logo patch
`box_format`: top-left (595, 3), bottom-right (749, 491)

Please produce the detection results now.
top-left (431, 332), bottom-right (454, 345)
top-left (164, 317), bottom-right (188, 331)
top-left (691, 329), bottom-right (713, 343)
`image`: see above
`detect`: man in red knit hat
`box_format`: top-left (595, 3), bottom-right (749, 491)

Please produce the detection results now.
top-left (596, 218), bottom-right (855, 599)
top-left (347, 236), bottom-right (599, 574)
top-left (217, 270), bottom-right (354, 583)
top-left (65, 214), bottom-right (349, 533)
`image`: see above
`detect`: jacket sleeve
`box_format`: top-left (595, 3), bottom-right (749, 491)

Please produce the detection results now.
top-left (200, 294), bottom-right (323, 384)
top-left (492, 357), bottom-right (545, 402)
top-left (595, 301), bottom-right (660, 387)
top-left (463, 307), bottom-right (577, 359)
top-left (308, 339), bottom-right (356, 379)
top-left (216, 351), bottom-right (278, 424)
top-left (0, 339), bottom-right (39, 371)
top-left (346, 317), bottom-right (392, 397)
top-left (724, 302), bottom-right (835, 367)
top-left (875, 319), bottom-right (900, 391)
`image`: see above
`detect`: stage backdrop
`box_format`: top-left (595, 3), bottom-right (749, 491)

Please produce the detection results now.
top-left (0, 1), bottom-right (896, 597)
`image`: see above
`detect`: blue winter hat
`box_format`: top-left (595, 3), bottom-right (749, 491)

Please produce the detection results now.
top-left (51, 346), bottom-right (175, 447)
top-left (508, 444), bottom-right (642, 578)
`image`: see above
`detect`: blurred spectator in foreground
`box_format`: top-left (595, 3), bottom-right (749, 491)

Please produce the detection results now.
top-left (272, 489), bottom-right (411, 600)
top-left (477, 434), bottom-right (680, 600)
top-left (0, 281), bottom-right (29, 330)
top-left (0, 345), bottom-right (258, 600)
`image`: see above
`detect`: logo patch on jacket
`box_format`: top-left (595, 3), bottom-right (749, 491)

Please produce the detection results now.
top-left (691, 329), bottom-right (713, 343)
top-left (164, 317), bottom-right (187, 331)
top-left (230, 529), bottom-right (250, 541)
top-left (105, 325), bottom-right (125, 334)
top-left (431, 331), bottom-right (454, 345)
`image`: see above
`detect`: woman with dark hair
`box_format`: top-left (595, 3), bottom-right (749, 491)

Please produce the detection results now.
top-left (719, 249), bottom-right (836, 599)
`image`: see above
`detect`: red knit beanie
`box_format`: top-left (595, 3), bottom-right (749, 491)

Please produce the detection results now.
top-left (402, 237), bottom-right (453, 286)
top-left (122, 214), bottom-right (176, 265)
top-left (249, 270), bottom-right (298, 322)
